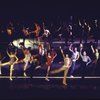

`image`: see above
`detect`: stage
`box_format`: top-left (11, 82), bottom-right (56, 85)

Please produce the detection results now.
top-left (0, 38), bottom-right (100, 99)
top-left (0, 76), bottom-right (100, 99)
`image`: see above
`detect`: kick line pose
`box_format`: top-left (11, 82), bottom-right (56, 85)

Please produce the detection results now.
top-left (0, 50), bottom-right (18, 80)
top-left (50, 46), bottom-right (71, 86)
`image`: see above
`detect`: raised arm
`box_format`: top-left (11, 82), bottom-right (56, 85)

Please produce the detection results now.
top-left (79, 43), bottom-right (83, 58)
top-left (91, 45), bottom-right (95, 53)
top-left (59, 46), bottom-right (65, 59)
top-left (53, 51), bottom-right (57, 59)
top-left (79, 20), bottom-right (81, 26)
top-left (76, 52), bottom-right (80, 60)
top-left (79, 49), bottom-right (83, 59)
top-left (15, 55), bottom-right (18, 62)
top-left (52, 51), bottom-right (57, 61)
top-left (69, 44), bottom-right (73, 53)
top-left (6, 50), bottom-right (10, 57)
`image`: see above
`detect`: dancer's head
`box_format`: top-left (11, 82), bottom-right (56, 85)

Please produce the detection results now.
top-left (48, 52), bottom-right (51, 56)
top-left (24, 48), bottom-right (29, 54)
top-left (83, 51), bottom-right (87, 56)
top-left (74, 47), bottom-right (77, 52)
top-left (95, 48), bottom-right (98, 53)
top-left (66, 54), bottom-right (68, 58)
top-left (41, 44), bottom-right (44, 48)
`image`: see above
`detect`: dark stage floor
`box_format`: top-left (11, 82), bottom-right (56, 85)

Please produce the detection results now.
top-left (0, 77), bottom-right (100, 99)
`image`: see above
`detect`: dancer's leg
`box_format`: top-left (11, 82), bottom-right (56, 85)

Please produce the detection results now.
top-left (24, 62), bottom-right (28, 76)
top-left (10, 64), bottom-right (14, 81)
top-left (1, 62), bottom-right (10, 66)
top-left (50, 65), bottom-right (66, 74)
top-left (45, 66), bottom-right (51, 81)
top-left (63, 68), bottom-right (69, 85)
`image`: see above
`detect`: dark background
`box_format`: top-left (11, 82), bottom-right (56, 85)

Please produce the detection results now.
top-left (0, 1), bottom-right (100, 100)
top-left (0, 0), bottom-right (100, 21)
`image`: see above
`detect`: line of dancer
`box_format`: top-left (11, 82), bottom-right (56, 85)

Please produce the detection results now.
top-left (0, 40), bottom-right (99, 86)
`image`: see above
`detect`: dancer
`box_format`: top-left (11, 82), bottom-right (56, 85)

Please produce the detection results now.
top-left (0, 52), bottom-right (5, 75)
top-left (18, 45), bottom-right (31, 77)
top-left (35, 46), bottom-right (57, 81)
top-left (93, 19), bottom-right (99, 45)
top-left (91, 45), bottom-right (99, 63)
top-left (91, 45), bottom-right (99, 75)
top-left (82, 20), bottom-right (89, 43)
top-left (38, 43), bottom-right (45, 65)
top-left (69, 44), bottom-right (79, 77)
top-left (80, 47), bottom-right (91, 79)
top-left (35, 41), bottom-right (47, 69)
top-left (1, 50), bottom-right (18, 80)
top-left (33, 23), bottom-right (41, 38)
top-left (42, 22), bottom-right (51, 46)
top-left (29, 53), bottom-right (39, 79)
top-left (45, 48), bottom-right (57, 81)
top-left (22, 48), bottom-right (31, 76)
top-left (50, 46), bottom-right (71, 85)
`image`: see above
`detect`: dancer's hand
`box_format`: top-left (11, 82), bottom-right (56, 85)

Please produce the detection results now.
top-left (80, 43), bottom-right (83, 48)
top-left (91, 45), bottom-right (93, 48)
top-left (59, 46), bottom-right (62, 49)
top-left (86, 63), bottom-right (89, 66)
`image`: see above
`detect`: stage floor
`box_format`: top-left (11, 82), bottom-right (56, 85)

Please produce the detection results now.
top-left (0, 76), bottom-right (100, 99)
